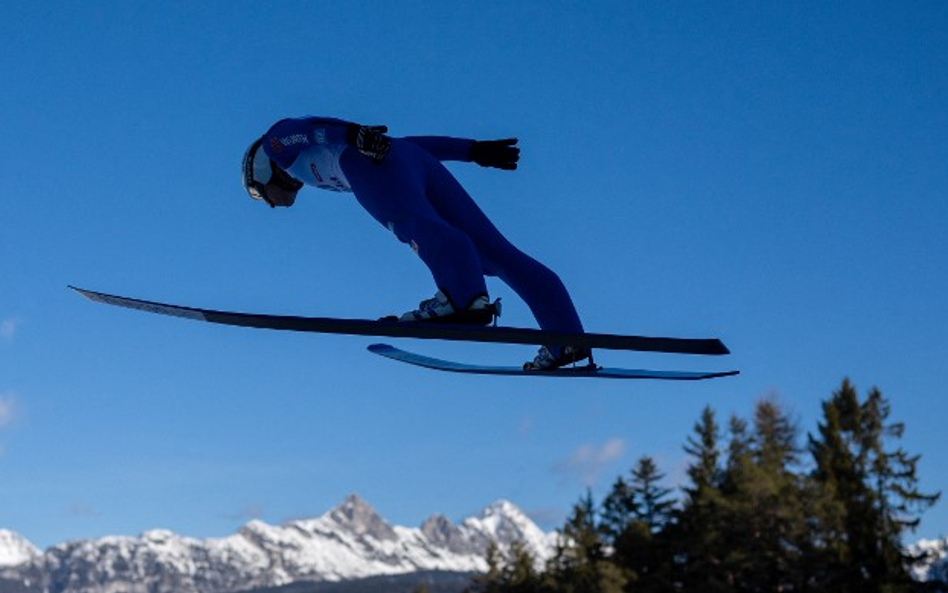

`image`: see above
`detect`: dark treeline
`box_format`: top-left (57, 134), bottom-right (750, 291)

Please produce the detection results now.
top-left (467, 378), bottom-right (943, 593)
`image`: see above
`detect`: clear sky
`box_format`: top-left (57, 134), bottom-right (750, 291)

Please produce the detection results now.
top-left (2, 2), bottom-right (947, 550)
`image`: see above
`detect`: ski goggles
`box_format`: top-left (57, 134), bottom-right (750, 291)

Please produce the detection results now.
top-left (242, 139), bottom-right (270, 201)
top-left (242, 138), bottom-right (303, 207)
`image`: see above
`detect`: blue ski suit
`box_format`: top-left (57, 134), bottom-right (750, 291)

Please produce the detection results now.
top-left (260, 116), bottom-right (584, 337)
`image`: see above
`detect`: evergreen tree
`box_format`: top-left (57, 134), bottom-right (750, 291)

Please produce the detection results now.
top-left (470, 381), bottom-right (940, 593)
top-left (468, 540), bottom-right (505, 593)
top-left (546, 491), bottom-right (626, 593)
top-left (468, 539), bottom-right (547, 593)
top-left (723, 399), bottom-right (808, 591)
top-left (809, 380), bottom-right (861, 589)
top-left (600, 476), bottom-right (635, 547)
top-left (864, 386), bottom-right (940, 588)
top-left (622, 456), bottom-right (675, 592)
top-left (685, 406), bottom-right (723, 493)
top-left (671, 405), bottom-right (732, 592)
top-left (505, 540), bottom-right (545, 593)
top-left (717, 412), bottom-right (754, 586)
top-left (752, 398), bottom-right (806, 589)
top-left (753, 397), bottom-right (800, 471)
top-left (675, 400), bottom-right (810, 591)
top-left (630, 456), bottom-right (675, 534)
top-left (725, 413), bottom-right (752, 477)
top-left (601, 455), bottom-right (675, 590)
top-left (809, 379), bottom-right (940, 592)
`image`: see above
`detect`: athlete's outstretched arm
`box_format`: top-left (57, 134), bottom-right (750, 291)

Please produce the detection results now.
top-left (402, 136), bottom-right (473, 161)
top-left (403, 136), bottom-right (519, 170)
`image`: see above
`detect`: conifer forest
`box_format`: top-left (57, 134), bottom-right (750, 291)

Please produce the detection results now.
top-left (467, 378), bottom-right (942, 593)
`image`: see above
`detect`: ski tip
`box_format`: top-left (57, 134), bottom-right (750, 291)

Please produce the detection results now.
top-left (69, 285), bottom-right (107, 303)
top-left (68, 285), bottom-right (92, 299)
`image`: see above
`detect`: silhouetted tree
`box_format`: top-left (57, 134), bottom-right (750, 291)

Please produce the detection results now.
top-left (471, 380), bottom-right (940, 593)
top-left (546, 491), bottom-right (626, 593)
top-left (719, 399), bottom-right (808, 591)
top-left (810, 379), bottom-right (940, 592)
top-left (600, 476), bottom-right (635, 547)
top-left (670, 406), bottom-right (732, 592)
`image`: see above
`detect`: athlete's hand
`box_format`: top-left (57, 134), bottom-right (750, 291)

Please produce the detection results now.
top-left (346, 124), bottom-right (390, 163)
top-left (469, 138), bottom-right (519, 170)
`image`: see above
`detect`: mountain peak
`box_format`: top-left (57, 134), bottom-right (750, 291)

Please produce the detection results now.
top-left (0, 529), bottom-right (40, 567)
top-left (421, 514), bottom-right (470, 555)
top-left (0, 496), bottom-right (557, 593)
top-left (326, 493), bottom-right (396, 541)
top-left (481, 500), bottom-right (526, 519)
top-left (461, 500), bottom-right (555, 564)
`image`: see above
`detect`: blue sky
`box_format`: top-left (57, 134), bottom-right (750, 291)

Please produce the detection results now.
top-left (2, 2), bottom-right (947, 549)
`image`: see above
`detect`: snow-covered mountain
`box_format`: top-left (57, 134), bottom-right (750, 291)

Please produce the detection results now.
top-left (907, 536), bottom-right (948, 584)
top-left (0, 495), bottom-right (556, 593)
top-left (0, 531), bottom-right (39, 568)
top-left (4, 502), bottom-right (948, 592)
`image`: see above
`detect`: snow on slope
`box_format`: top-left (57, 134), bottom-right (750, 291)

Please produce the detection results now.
top-left (907, 536), bottom-right (948, 583)
top-left (0, 530), bottom-right (39, 567)
top-left (5, 500), bottom-right (948, 591)
top-left (0, 495), bottom-right (557, 593)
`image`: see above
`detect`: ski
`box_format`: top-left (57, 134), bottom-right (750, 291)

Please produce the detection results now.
top-left (70, 286), bottom-right (731, 356)
top-left (367, 344), bottom-right (739, 380)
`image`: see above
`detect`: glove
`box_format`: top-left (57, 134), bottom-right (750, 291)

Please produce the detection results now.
top-left (468, 138), bottom-right (520, 170)
top-left (346, 124), bottom-right (390, 163)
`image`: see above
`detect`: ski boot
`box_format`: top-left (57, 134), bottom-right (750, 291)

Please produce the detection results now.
top-left (523, 345), bottom-right (594, 371)
top-left (398, 291), bottom-right (500, 326)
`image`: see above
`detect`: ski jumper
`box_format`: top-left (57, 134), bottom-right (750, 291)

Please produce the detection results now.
top-left (261, 116), bottom-right (584, 339)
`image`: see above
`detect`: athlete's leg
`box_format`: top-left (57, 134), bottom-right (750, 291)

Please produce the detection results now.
top-left (420, 158), bottom-right (585, 335)
top-left (340, 141), bottom-right (488, 309)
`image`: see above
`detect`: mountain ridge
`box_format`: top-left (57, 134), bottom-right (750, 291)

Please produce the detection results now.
top-left (4, 497), bottom-right (948, 589)
top-left (0, 495), bottom-right (555, 593)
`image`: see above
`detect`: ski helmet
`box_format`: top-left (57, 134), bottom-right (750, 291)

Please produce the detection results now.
top-left (241, 138), bottom-right (303, 207)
